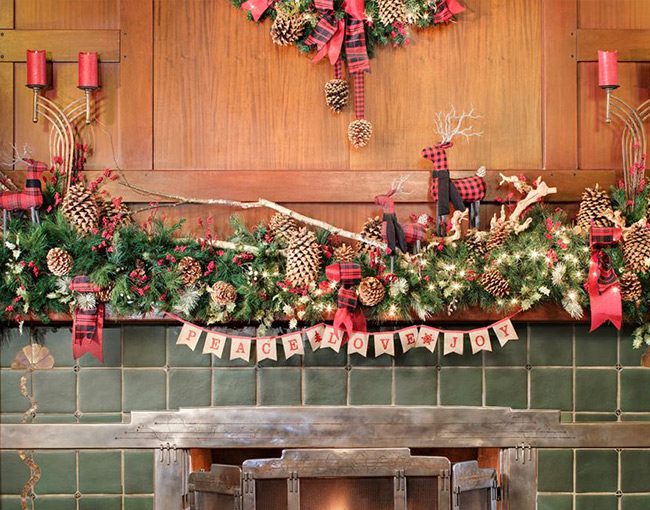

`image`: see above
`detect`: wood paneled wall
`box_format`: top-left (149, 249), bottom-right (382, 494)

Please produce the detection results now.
top-left (0, 0), bottom-right (648, 237)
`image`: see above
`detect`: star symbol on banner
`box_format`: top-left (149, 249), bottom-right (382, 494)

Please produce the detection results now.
top-left (422, 333), bottom-right (433, 345)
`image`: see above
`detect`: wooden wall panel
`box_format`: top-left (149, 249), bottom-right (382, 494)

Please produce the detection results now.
top-left (579, 0), bottom-right (650, 29)
top-left (0, 0), bottom-right (14, 29)
top-left (14, 0), bottom-right (119, 29)
top-left (0, 63), bottom-right (14, 165)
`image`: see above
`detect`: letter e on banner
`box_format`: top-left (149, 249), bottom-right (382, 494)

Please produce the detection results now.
top-left (469, 328), bottom-right (492, 354)
top-left (443, 331), bottom-right (464, 355)
top-left (306, 324), bottom-right (325, 351)
top-left (282, 333), bottom-right (304, 359)
top-left (230, 337), bottom-right (252, 361)
top-left (492, 318), bottom-right (518, 347)
top-left (374, 333), bottom-right (395, 357)
top-left (177, 323), bottom-right (203, 351)
top-left (398, 327), bottom-right (418, 353)
top-left (322, 325), bottom-right (343, 353)
top-left (256, 338), bottom-right (277, 362)
top-left (348, 332), bottom-right (369, 357)
top-left (416, 326), bottom-right (439, 353)
top-left (203, 332), bottom-right (227, 358)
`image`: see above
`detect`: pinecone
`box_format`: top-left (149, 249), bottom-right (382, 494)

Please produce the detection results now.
top-left (334, 244), bottom-right (355, 262)
top-left (270, 11), bottom-right (306, 46)
top-left (348, 120), bottom-right (372, 148)
top-left (130, 259), bottom-right (147, 283)
top-left (269, 213), bottom-right (297, 241)
top-left (623, 221), bottom-right (650, 273)
top-left (486, 222), bottom-right (514, 251)
top-left (46, 248), bottom-right (73, 276)
top-left (357, 216), bottom-right (384, 253)
top-left (378, 0), bottom-right (406, 25)
top-left (480, 268), bottom-right (510, 297)
top-left (96, 284), bottom-right (114, 303)
top-left (620, 271), bottom-right (642, 302)
top-left (465, 229), bottom-right (488, 264)
top-left (576, 185), bottom-right (613, 233)
top-left (324, 79), bottom-right (349, 113)
top-left (358, 276), bottom-right (385, 307)
top-left (209, 281), bottom-right (237, 306)
top-left (285, 227), bottom-right (322, 287)
top-left (177, 256), bottom-right (202, 286)
top-left (62, 182), bottom-right (99, 235)
top-left (100, 199), bottom-right (131, 228)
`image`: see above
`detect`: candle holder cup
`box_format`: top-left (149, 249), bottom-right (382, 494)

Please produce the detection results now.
top-left (77, 85), bottom-right (100, 125)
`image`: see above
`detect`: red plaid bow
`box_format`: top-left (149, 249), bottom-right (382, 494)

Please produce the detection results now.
top-left (69, 276), bottom-right (104, 362)
top-left (433, 0), bottom-right (466, 24)
top-left (326, 262), bottom-right (367, 340)
top-left (586, 225), bottom-right (622, 332)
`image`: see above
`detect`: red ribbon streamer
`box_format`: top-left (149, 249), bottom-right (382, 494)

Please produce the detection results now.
top-left (586, 226), bottom-right (622, 332)
top-left (69, 276), bottom-right (104, 362)
top-left (240, 0), bottom-right (274, 22)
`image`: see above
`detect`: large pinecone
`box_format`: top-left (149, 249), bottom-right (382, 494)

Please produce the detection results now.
top-left (348, 120), bottom-right (372, 148)
top-left (96, 284), bottom-right (114, 303)
top-left (178, 256), bottom-right (202, 286)
top-left (269, 213), bottom-right (297, 241)
top-left (46, 248), bottom-right (73, 276)
top-left (270, 11), bottom-right (306, 46)
top-left (576, 185), bottom-right (613, 232)
top-left (100, 199), bottom-right (131, 228)
top-left (324, 79), bottom-right (349, 113)
top-left (358, 216), bottom-right (384, 253)
top-left (334, 244), bottom-right (355, 262)
top-left (480, 268), bottom-right (510, 297)
top-left (209, 281), bottom-right (237, 306)
top-left (620, 271), bottom-right (642, 302)
top-left (359, 276), bottom-right (385, 307)
top-left (623, 221), bottom-right (650, 273)
top-left (62, 183), bottom-right (99, 235)
top-left (378, 0), bottom-right (407, 25)
top-left (465, 229), bottom-right (488, 264)
top-left (486, 222), bottom-right (514, 251)
top-left (285, 227), bottom-right (322, 287)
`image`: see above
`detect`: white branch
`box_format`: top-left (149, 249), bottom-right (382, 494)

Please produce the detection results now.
top-left (434, 106), bottom-right (483, 144)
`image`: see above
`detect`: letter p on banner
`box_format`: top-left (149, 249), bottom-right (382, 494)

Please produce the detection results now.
top-left (492, 318), bottom-right (518, 347)
top-left (177, 323), bottom-right (203, 351)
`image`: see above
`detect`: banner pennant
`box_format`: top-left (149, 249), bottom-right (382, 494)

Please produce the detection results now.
top-left (374, 332), bottom-right (395, 357)
top-left (202, 331), bottom-right (227, 358)
top-left (306, 324), bottom-right (325, 351)
top-left (398, 326), bottom-right (418, 353)
top-left (348, 331), bottom-right (369, 357)
top-left (321, 325), bottom-right (344, 352)
top-left (282, 332), bottom-right (304, 359)
top-left (469, 328), bottom-right (492, 354)
top-left (177, 323), bottom-right (203, 351)
top-left (492, 318), bottom-right (518, 347)
top-left (230, 337), bottom-right (252, 361)
top-left (256, 337), bottom-right (277, 362)
top-left (444, 331), bottom-right (464, 355)
top-left (416, 326), bottom-right (439, 353)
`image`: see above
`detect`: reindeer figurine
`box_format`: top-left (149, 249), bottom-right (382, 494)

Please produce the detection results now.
top-left (422, 106), bottom-right (486, 235)
top-left (1, 158), bottom-right (47, 236)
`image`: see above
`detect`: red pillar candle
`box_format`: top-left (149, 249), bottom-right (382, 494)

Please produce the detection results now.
top-left (26, 50), bottom-right (47, 88)
top-left (598, 50), bottom-right (619, 88)
top-left (78, 52), bottom-right (99, 89)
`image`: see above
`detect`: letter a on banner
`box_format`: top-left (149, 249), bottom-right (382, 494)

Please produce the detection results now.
top-left (348, 332), bottom-right (369, 357)
top-left (374, 333), bottom-right (395, 357)
top-left (322, 325), bottom-right (343, 353)
top-left (492, 318), bottom-right (518, 347)
top-left (469, 328), bottom-right (492, 354)
top-left (177, 323), bottom-right (203, 351)
top-left (282, 333), bottom-right (304, 359)
top-left (257, 338), bottom-right (277, 362)
top-left (203, 332), bottom-right (227, 358)
top-left (230, 337), bottom-right (252, 361)
top-left (416, 326), bottom-right (439, 353)
top-left (444, 331), bottom-right (464, 355)
top-left (306, 325), bottom-right (325, 351)
top-left (398, 327), bottom-right (418, 353)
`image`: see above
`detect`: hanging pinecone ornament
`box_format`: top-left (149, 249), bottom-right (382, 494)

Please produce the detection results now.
top-left (620, 270), bottom-right (642, 302)
top-left (348, 73), bottom-right (372, 148)
top-left (285, 227), bottom-right (322, 287)
top-left (62, 182), bottom-right (99, 235)
top-left (209, 281), bottom-right (237, 306)
top-left (378, 0), bottom-right (407, 25)
top-left (325, 79), bottom-right (349, 113)
top-left (100, 199), bottom-right (132, 228)
top-left (177, 256), bottom-right (202, 286)
top-left (465, 229), bottom-right (488, 264)
top-left (480, 268), bottom-right (510, 297)
top-left (357, 216), bottom-right (384, 253)
top-left (46, 248), bottom-right (73, 276)
top-left (358, 276), bottom-right (386, 306)
top-left (486, 222), bottom-right (514, 251)
top-left (269, 213), bottom-right (297, 241)
top-left (270, 9), bottom-right (306, 46)
top-left (622, 221), bottom-right (650, 273)
top-left (334, 243), bottom-right (355, 262)
top-left (576, 185), bottom-right (613, 233)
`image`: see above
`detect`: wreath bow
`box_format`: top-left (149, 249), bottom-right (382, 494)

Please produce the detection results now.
top-left (325, 262), bottom-right (367, 340)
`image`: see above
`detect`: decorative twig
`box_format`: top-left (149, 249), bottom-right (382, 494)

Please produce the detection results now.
top-left (434, 106), bottom-right (483, 144)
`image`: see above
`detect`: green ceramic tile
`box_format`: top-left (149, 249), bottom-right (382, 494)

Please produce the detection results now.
top-left (79, 497), bottom-right (121, 510)
top-left (304, 369), bottom-right (347, 405)
top-left (167, 327), bottom-right (211, 367)
top-left (439, 368), bottom-right (482, 406)
top-left (304, 343), bottom-right (347, 367)
top-left (0, 328), bottom-right (30, 367)
top-left (0, 497), bottom-right (23, 510)
top-left (621, 370), bottom-right (650, 412)
top-left (258, 338), bottom-right (301, 368)
top-left (484, 327), bottom-right (527, 366)
top-left (622, 495), bottom-right (650, 510)
top-left (575, 496), bottom-right (618, 510)
top-left (560, 412), bottom-right (574, 423)
top-left (258, 369), bottom-right (301, 405)
top-left (575, 369), bottom-right (617, 412)
top-left (538, 450), bottom-right (574, 492)
top-left (620, 328), bottom-right (643, 367)
top-left (123, 326), bottom-right (166, 367)
top-left (349, 369), bottom-right (392, 405)
top-left (529, 324), bottom-right (573, 366)
top-left (621, 450), bottom-right (650, 493)
top-left (395, 342), bottom-right (437, 366)
top-left (78, 413), bottom-right (123, 423)
top-left (485, 368), bottom-right (527, 409)
top-left (33, 414), bottom-right (77, 423)
top-left (394, 368), bottom-right (436, 405)
top-left (124, 497), bottom-right (154, 510)
top-left (576, 450), bottom-right (618, 493)
top-left (79, 451), bottom-right (122, 494)
top-left (79, 369), bottom-right (121, 413)
top-left (36, 328), bottom-right (75, 366)
top-left (530, 368), bottom-right (573, 411)
top-left (621, 414), bottom-right (650, 421)
top-left (79, 328), bottom-right (121, 367)
top-left (33, 371), bottom-right (76, 413)
top-left (0, 414), bottom-right (24, 423)
top-left (0, 451), bottom-right (31, 494)
top-left (33, 451), bottom-right (76, 494)
top-left (537, 495), bottom-right (573, 510)
top-left (212, 369), bottom-right (256, 406)
top-left (575, 325), bottom-right (618, 366)
top-left (123, 370), bottom-right (166, 412)
top-left (125, 450), bottom-right (154, 494)
top-left (169, 369), bottom-right (211, 408)
top-left (440, 329), bottom-right (481, 366)
top-left (35, 497), bottom-right (77, 510)
top-left (1, 371), bottom-right (32, 413)
top-left (574, 413), bottom-right (617, 422)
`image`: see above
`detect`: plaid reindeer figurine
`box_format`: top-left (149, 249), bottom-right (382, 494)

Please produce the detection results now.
top-left (1, 158), bottom-right (46, 236)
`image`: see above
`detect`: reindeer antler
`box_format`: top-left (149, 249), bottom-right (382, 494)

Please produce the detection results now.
top-left (434, 106), bottom-right (483, 144)
top-left (389, 175), bottom-right (412, 197)
top-left (0, 144), bottom-right (28, 192)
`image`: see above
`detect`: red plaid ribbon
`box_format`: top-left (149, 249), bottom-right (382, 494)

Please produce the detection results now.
top-left (334, 58), bottom-right (343, 79)
top-left (422, 142), bottom-right (453, 171)
top-left (69, 276), bottom-right (104, 362)
top-left (240, 0), bottom-right (275, 22)
top-left (0, 159), bottom-right (46, 211)
top-left (326, 262), bottom-right (366, 340)
top-left (353, 72), bottom-right (365, 120)
top-left (433, 0), bottom-right (466, 24)
top-left (587, 225), bottom-right (622, 332)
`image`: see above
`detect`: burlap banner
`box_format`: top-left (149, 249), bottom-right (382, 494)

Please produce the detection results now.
top-left (166, 312), bottom-right (519, 363)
